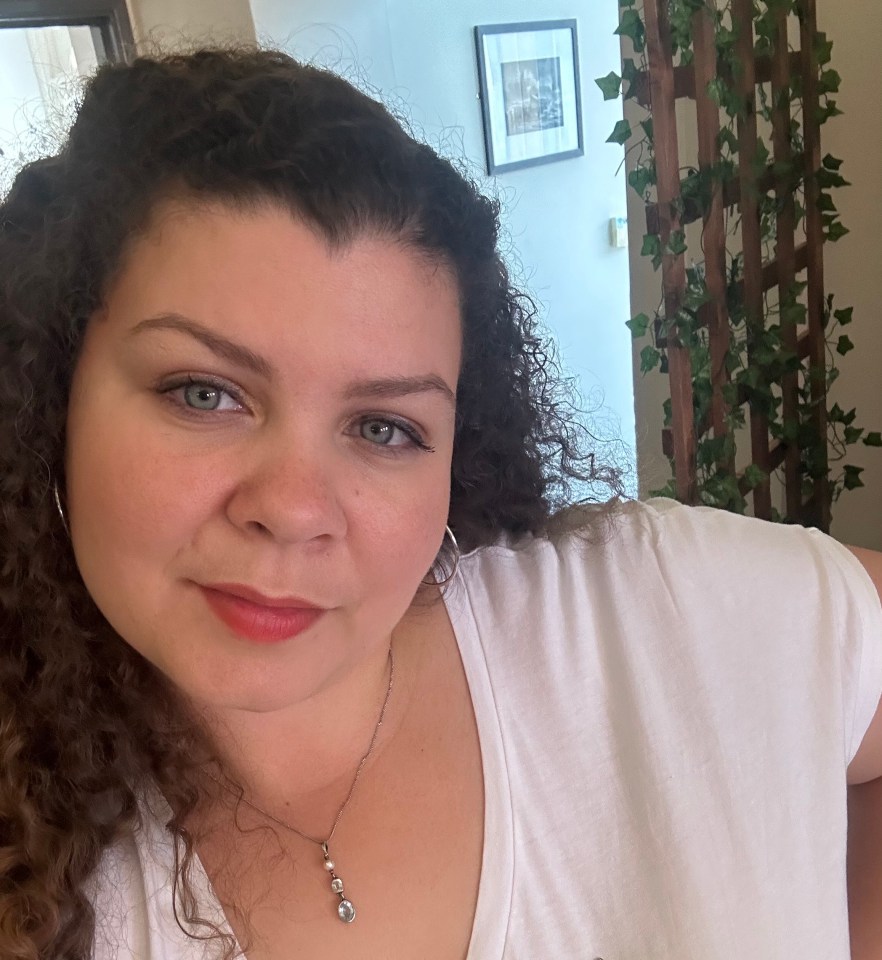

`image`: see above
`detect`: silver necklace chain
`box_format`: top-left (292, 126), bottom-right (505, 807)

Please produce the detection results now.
top-left (212, 648), bottom-right (394, 924)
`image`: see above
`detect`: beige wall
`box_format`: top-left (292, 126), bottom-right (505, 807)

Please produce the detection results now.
top-left (625, 4), bottom-right (882, 549)
top-left (819, 0), bottom-right (882, 549)
top-left (125, 0), bottom-right (256, 51)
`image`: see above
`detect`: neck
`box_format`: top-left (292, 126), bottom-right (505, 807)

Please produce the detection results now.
top-left (189, 603), bottom-right (433, 838)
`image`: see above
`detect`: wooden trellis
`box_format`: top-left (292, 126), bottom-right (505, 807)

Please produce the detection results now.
top-left (633, 0), bottom-right (830, 530)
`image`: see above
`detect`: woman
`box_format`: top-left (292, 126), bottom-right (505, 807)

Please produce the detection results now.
top-left (1, 47), bottom-right (880, 960)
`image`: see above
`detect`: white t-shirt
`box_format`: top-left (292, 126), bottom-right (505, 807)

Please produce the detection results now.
top-left (90, 497), bottom-right (882, 959)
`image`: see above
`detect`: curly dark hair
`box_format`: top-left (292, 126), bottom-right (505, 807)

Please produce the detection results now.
top-left (0, 46), bottom-right (618, 959)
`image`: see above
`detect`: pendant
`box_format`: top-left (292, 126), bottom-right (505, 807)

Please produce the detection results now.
top-left (322, 842), bottom-right (356, 923)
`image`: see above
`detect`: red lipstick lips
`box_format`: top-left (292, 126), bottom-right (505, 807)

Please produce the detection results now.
top-left (199, 583), bottom-right (326, 643)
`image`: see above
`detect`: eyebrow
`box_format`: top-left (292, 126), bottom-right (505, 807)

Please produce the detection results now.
top-left (342, 374), bottom-right (456, 407)
top-left (130, 313), bottom-right (274, 379)
top-left (128, 312), bottom-right (457, 406)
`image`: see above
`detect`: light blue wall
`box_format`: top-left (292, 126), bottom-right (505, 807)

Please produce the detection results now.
top-left (250, 0), bottom-right (636, 490)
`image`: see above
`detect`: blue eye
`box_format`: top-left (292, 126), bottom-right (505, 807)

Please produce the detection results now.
top-left (358, 417), bottom-right (433, 452)
top-left (183, 382), bottom-right (224, 410)
top-left (159, 377), bottom-right (243, 414)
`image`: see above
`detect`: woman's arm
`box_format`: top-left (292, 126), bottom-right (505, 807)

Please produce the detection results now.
top-left (849, 776), bottom-right (882, 959)
top-left (846, 546), bottom-right (882, 959)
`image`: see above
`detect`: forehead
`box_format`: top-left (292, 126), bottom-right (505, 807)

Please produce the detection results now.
top-left (116, 196), bottom-right (459, 311)
top-left (96, 198), bottom-right (462, 378)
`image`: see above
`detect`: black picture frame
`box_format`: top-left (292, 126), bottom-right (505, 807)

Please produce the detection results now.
top-left (474, 19), bottom-right (584, 175)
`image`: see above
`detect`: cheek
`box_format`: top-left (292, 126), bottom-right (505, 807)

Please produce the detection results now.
top-left (347, 463), bottom-right (450, 588)
top-left (65, 399), bottom-right (215, 588)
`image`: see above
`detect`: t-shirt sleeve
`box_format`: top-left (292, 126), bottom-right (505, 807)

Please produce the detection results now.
top-left (803, 525), bottom-right (882, 763)
top-left (644, 497), bottom-right (882, 766)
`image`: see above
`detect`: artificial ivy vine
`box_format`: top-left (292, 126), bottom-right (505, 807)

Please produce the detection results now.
top-left (597, 0), bottom-right (880, 519)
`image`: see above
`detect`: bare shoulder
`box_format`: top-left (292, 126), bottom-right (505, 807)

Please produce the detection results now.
top-left (846, 545), bottom-right (882, 785)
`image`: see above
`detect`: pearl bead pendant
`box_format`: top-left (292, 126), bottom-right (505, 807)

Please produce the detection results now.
top-left (322, 842), bottom-right (357, 923)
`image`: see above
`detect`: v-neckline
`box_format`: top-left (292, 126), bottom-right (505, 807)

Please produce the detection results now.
top-left (141, 557), bottom-right (514, 959)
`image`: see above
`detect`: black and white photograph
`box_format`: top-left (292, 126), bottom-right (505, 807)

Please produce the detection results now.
top-left (501, 55), bottom-right (564, 135)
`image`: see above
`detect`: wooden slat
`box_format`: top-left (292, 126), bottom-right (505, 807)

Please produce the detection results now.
top-left (772, 8), bottom-right (802, 522)
top-left (644, 153), bottom-right (805, 235)
top-left (665, 432), bottom-right (790, 476)
top-left (643, 2), bottom-right (829, 527)
top-left (662, 330), bottom-right (813, 461)
top-left (800, 0), bottom-right (830, 531)
top-left (768, 441), bottom-right (788, 472)
top-left (631, 50), bottom-right (803, 107)
top-left (761, 243), bottom-right (809, 293)
top-left (721, 244), bottom-right (809, 317)
top-left (734, 0), bottom-right (772, 519)
top-left (691, 4), bottom-right (732, 468)
top-left (657, 245), bottom-right (810, 349)
top-left (644, 0), bottom-right (697, 503)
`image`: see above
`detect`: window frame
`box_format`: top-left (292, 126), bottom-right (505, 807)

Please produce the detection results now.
top-left (0, 0), bottom-right (134, 63)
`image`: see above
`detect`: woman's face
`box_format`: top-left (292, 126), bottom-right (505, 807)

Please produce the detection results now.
top-left (65, 199), bottom-right (461, 713)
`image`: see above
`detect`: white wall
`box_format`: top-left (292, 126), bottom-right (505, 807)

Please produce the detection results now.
top-left (249, 0), bottom-right (637, 492)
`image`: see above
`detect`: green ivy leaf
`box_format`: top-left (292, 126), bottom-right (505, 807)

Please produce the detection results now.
top-left (843, 465), bottom-right (865, 490)
top-left (667, 230), bottom-right (688, 256)
top-left (822, 153), bottom-right (843, 171)
top-left (684, 284), bottom-right (713, 312)
top-left (816, 192), bottom-right (837, 213)
top-left (815, 32), bottom-right (834, 66)
top-left (626, 312), bottom-right (651, 338)
top-left (818, 69), bottom-right (841, 96)
top-left (621, 58), bottom-right (640, 99)
top-left (743, 464), bottom-right (767, 490)
top-left (834, 306), bottom-right (854, 326)
top-left (818, 100), bottom-right (844, 124)
top-left (780, 300), bottom-right (807, 326)
top-left (615, 9), bottom-right (647, 53)
top-left (826, 221), bottom-right (850, 242)
top-left (640, 118), bottom-right (654, 142)
top-left (595, 71), bottom-right (622, 101)
top-left (836, 335), bottom-right (855, 355)
top-left (718, 126), bottom-right (739, 155)
top-left (864, 432), bottom-right (882, 447)
top-left (706, 77), bottom-right (727, 107)
top-left (782, 419), bottom-right (799, 443)
top-left (606, 119), bottom-right (633, 145)
top-left (755, 138), bottom-right (770, 167)
top-left (817, 168), bottom-right (851, 189)
top-left (737, 366), bottom-right (761, 390)
top-left (641, 233), bottom-right (663, 258)
top-left (628, 163), bottom-right (656, 196)
top-left (844, 426), bottom-right (865, 445)
top-left (640, 345), bottom-right (662, 373)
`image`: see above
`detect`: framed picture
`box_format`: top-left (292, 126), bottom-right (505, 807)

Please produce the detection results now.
top-left (474, 19), bottom-right (584, 175)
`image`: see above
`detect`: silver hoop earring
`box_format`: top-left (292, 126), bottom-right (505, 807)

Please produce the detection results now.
top-left (53, 480), bottom-right (70, 536)
top-left (423, 524), bottom-right (460, 586)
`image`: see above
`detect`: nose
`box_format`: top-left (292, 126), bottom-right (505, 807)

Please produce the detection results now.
top-left (224, 441), bottom-right (348, 544)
